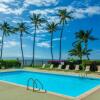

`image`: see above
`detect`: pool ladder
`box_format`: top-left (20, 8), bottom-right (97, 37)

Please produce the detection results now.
top-left (27, 78), bottom-right (46, 93)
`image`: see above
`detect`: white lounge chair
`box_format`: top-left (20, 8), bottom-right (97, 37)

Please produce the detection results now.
top-left (50, 64), bottom-right (53, 69)
top-left (42, 64), bottom-right (46, 69)
top-left (84, 66), bottom-right (90, 76)
top-left (57, 64), bottom-right (62, 69)
top-left (97, 66), bottom-right (100, 72)
top-left (85, 66), bottom-right (90, 72)
top-left (75, 65), bottom-right (80, 71)
top-left (65, 65), bottom-right (70, 70)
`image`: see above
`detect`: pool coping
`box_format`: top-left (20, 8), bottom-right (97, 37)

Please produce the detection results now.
top-left (0, 69), bottom-right (100, 100)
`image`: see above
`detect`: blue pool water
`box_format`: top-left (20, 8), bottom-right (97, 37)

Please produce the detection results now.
top-left (0, 71), bottom-right (100, 97)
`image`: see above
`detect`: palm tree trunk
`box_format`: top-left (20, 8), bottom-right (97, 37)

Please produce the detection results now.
top-left (80, 55), bottom-right (82, 62)
top-left (51, 32), bottom-right (53, 61)
top-left (20, 33), bottom-right (24, 67)
top-left (59, 22), bottom-right (64, 61)
top-left (31, 26), bottom-right (36, 67)
top-left (85, 42), bottom-right (90, 60)
top-left (0, 32), bottom-right (4, 60)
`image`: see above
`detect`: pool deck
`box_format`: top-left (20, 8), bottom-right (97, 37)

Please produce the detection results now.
top-left (0, 68), bottom-right (100, 100)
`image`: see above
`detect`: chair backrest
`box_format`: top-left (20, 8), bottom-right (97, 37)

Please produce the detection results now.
top-left (97, 66), bottom-right (100, 72)
top-left (85, 66), bottom-right (90, 71)
top-left (65, 65), bottom-right (69, 70)
top-left (50, 64), bottom-right (53, 69)
top-left (75, 65), bottom-right (79, 70)
top-left (58, 64), bottom-right (62, 69)
top-left (42, 64), bottom-right (45, 68)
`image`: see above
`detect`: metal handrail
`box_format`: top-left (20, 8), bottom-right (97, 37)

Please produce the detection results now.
top-left (27, 78), bottom-right (37, 91)
top-left (27, 78), bottom-right (46, 92)
top-left (34, 79), bottom-right (44, 90)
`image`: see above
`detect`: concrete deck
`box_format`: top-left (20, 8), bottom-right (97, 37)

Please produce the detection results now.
top-left (81, 89), bottom-right (100, 100)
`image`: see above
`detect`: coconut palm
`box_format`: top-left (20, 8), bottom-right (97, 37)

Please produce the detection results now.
top-left (30, 13), bottom-right (46, 66)
top-left (69, 42), bottom-right (85, 61)
top-left (14, 22), bottom-right (28, 66)
top-left (58, 9), bottom-right (73, 61)
top-left (0, 22), bottom-right (12, 59)
top-left (75, 29), bottom-right (97, 60)
top-left (46, 22), bottom-right (58, 61)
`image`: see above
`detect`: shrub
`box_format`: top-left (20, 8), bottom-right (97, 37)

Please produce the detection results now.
top-left (0, 60), bottom-right (21, 69)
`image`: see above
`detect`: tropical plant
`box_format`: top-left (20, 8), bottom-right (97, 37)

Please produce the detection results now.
top-left (58, 9), bottom-right (73, 61)
top-left (75, 29), bottom-right (97, 60)
top-left (0, 22), bottom-right (12, 59)
top-left (30, 13), bottom-right (46, 66)
top-left (14, 22), bottom-right (28, 66)
top-left (69, 42), bottom-right (85, 61)
top-left (46, 22), bottom-right (58, 61)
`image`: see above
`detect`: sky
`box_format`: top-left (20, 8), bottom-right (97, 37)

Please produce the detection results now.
top-left (0, 0), bottom-right (100, 60)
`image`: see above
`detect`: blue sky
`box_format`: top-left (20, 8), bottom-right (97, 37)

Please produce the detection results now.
top-left (0, 0), bottom-right (100, 60)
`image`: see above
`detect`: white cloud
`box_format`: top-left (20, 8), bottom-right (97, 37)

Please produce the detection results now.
top-left (30, 9), bottom-right (55, 16)
top-left (0, 3), bottom-right (8, 12)
top-left (73, 6), bottom-right (100, 19)
top-left (0, 0), bottom-right (27, 15)
top-left (25, 0), bottom-right (58, 7)
top-left (9, 7), bottom-right (26, 15)
top-left (53, 38), bottom-right (60, 41)
top-left (4, 41), bottom-right (19, 48)
top-left (54, 6), bottom-right (100, 19)
top-left (0, 0), bottom-right (15, 3)
top-left (4, 41), bottom-right (26, 48)
top-left (30, 5), bottom-right (100, 21)
top-left (53, 37), bottom-right (66, 42)
top-left (84, 6), bottom-right (100, 15)
top-left (37, 41), bottom-right (50, 48)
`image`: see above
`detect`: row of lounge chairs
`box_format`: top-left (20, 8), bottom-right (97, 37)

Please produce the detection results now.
top-left (42, 64), bottom-right (100, 72)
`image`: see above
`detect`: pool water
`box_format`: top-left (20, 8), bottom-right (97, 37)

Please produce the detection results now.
top-left (0, 71), bottom-right (100, 97)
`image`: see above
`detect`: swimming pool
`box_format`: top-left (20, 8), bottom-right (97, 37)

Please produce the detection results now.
top-left (0, 70), bottom-right (100, 97)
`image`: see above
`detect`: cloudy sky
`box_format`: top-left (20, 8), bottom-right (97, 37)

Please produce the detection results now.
top-left (0, 0), bottom-right (100, 60)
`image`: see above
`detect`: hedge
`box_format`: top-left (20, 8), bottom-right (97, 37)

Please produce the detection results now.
top-left (0, 60), bottom-right (21, 69)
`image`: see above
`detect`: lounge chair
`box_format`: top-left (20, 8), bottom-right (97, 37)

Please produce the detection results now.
top-left (50, 64), bottom-right (53, 69)
top-left (97, 66), bottom-right (100, 72)
top-left (75, 65), bottom-right (80, 71)
top-left (57, 64), bottom-right (62, 69)
top-left (85, 66), bottom-right (90, 72)
top-left (84, 66), bottom-right (90, 76)
top-left (65, 65), bottom-right (70, 70)
top-left (42, 64), bottom-right (46, 69)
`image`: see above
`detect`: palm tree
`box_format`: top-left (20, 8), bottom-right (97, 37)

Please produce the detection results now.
top-left (46, 22), bottom-right (58, 61)
top-left (30, 13), bottom-right (46, 66)
top-left (69, 42), bottom-right (85, 61)
top-left (0, 22), bottom-right (12, 59)
top-left (14, 22), bottom-right (28, 66)
top-left (58, 9), bottom-right (73, 61)
top-left (75, 29), bottom-right (97, 60)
